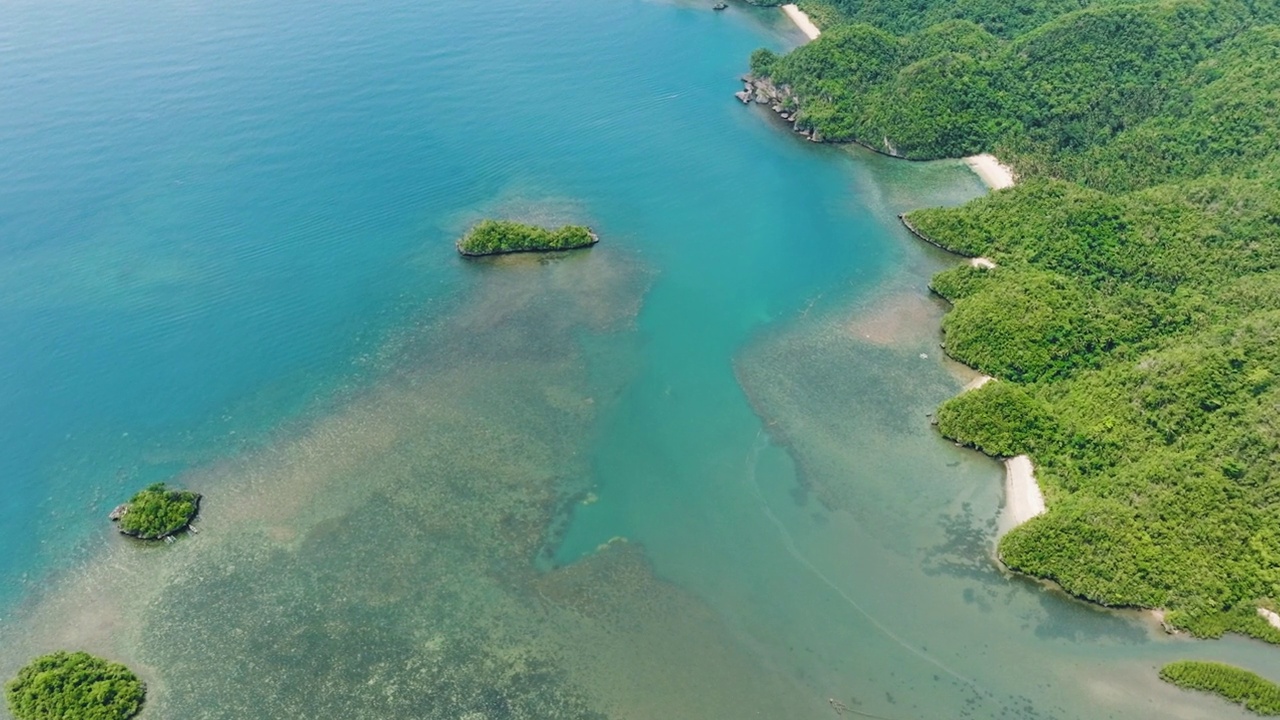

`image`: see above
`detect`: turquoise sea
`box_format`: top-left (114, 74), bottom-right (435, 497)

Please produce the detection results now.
top-left (1, 0), bottom-right (1277, 717)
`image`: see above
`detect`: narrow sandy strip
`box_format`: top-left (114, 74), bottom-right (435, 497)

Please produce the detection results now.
top-left (964, 153), bottom-right (1016, 190)
top-left (781, 4), bottom-right (821, 40)
top-left (1259, 607), bottom-right (1280, 630)
top-left (969, 257), bottom-right (996, 269)
top-left (961, 374), bottom-right (993, 393)
top-left (1003, 455), bottom-right (1045, 528)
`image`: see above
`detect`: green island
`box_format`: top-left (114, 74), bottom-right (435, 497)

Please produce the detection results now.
top-left (456, 219), bottom-right (598, 256)
top-left (746, 0), bottom-right (1280, 703)
top-left (1160, 661), bottom-right (1280, 715)
top-left (110, 482), bottom-right (202, 540)
top-left (5, 651), bottom-right (145, 720)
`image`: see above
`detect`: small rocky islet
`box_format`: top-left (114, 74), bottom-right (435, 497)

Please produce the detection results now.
top-left (109, 482), bottom-right (202, 540)
top-left (1, 489), bottom-right (195, 717)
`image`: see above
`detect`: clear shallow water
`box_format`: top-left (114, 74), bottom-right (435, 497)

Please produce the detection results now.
top-left (1, 0), bottom-right (1277, 718)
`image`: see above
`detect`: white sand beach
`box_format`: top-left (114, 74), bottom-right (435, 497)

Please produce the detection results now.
top-left (962, 374), bottom-right (993, 393)
top-left (964, 154), bottom-right (1016, 190)
top-left (1259, 607), bottom-right (1280, 630)
top-left (1003, 455), bottom-right (1045, 528)
top-left (781, 4), bottom-right (821, 40)
top-left (969, 257), bottom-right (996, 269)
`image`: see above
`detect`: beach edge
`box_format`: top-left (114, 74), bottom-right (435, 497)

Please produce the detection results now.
top-left (781, 4), bottom-right (821, 40)
top-left (963, 153), bottom-right (1016, 190)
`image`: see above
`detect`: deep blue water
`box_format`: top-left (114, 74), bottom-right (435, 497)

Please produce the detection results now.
top-left (1, 1), bottom-right (1277, 718)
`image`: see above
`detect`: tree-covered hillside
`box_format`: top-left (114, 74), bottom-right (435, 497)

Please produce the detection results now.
top-left (786, 0), bottom-right (1107, 38)
top-left (750, 0), bottom-right (1280, 650)
top-left (752, 0), bottom-right (1275, 168)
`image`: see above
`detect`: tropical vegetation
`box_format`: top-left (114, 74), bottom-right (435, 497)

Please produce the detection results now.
top-left (747, 0), bottom-right (1280, 659)
top-left (5, 651), bottom-right (145, 720)
top-left (115, 482), bottom-right (201, 539)
top-left (456, 220), bottom-right (597, 256)
top-left (750, 0), bottom-right (1280, 168)
top-left (1160, 661), bottom-right (1280, 715)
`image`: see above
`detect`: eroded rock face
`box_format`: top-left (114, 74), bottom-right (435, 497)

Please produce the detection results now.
top-left (736, 75), bottom-right (822, 141)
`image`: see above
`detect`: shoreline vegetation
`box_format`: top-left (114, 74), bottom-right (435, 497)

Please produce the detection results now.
top-left (953, 374), bottom-right (1044, 530)
top-left (958, 151), bottom-right (1038, 533)
top-left (456, 219), bottom-right (598, 257)
top-left (741, 0), bottom-right (1280, 702)
top-left (1159, 661), bottom-right (1280, 715)
top-left (959, 165), bottom-right (1045, 535)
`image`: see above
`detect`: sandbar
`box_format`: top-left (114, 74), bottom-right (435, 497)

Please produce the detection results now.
top-left (964, 154), bottom-right (1016, 190)
top-left (1003, 455), bottom-right (1045, 529)
top-left (781, 4), bottom-right (820, 40)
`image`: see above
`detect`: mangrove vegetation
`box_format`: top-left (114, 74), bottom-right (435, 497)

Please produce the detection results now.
top-left (1160, 661), bottom-right (1280, 715)
top-left (456, 220), bottom-right (598, 256)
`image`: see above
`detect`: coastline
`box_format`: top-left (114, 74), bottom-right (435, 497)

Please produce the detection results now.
top-left (781, 4), bottom-right (821, 40)
top-left (742, 19), bottom-right (1037, 540)
top-left (906, 193), bottom-right (1044, 535)
top-left (963, 154), bottom-right (1016, 190)
top-left (953, 155), bottom-right (1040, 533)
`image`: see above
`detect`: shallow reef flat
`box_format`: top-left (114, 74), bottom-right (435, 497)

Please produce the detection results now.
top-left (0, 248), bottom-right (812, 719)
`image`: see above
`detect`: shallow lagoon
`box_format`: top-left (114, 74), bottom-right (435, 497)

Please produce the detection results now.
top-left (0, 0), bottom-right (1276, 717)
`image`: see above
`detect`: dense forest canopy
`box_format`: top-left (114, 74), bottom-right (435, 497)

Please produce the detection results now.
top-left (751, 0), bottom-right (1280, 666)
top-left (787, 0), bottom-right (1101, 37)
top-left (116, 483), bottom-right (201, 540)
top-left (5, 651), bottom-right (145, 720)
top-left (752, 0), bottom-right (1279, 171)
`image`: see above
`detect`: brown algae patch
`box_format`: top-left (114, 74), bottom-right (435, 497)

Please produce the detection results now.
top-left (532, 541), bottom-right (821, 720)
top-left (843, 290), bottom-right (947, 349)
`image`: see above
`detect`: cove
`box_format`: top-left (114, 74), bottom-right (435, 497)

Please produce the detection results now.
top-left (0, 0), bottom-right (1276, 718)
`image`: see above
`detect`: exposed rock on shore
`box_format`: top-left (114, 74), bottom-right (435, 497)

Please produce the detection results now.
top-left (735, 75), bottom-right (823, 142)
top-left (737, 76), bottom-right (920, 158)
